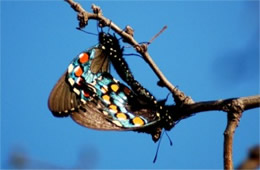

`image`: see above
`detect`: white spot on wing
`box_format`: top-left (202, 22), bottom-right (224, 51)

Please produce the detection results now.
top-left (73, 88), bottom-right (80, 95)
top-left (109, 108), bottom-right (117, 114)
top-left (112, 120), bottom-right (123, 127)
top-left (68, 78), bottom-right (75, 86)
top-left (78, 53), bottom-right (84, 59)
top-left (81, 99), bottom-right (86, 104)
top-left (103, 111), bottom-right (108, 115)
top-left (113, 78), bottom-right (118, 83)
top-left (68, 64), bottom-right (74, 73)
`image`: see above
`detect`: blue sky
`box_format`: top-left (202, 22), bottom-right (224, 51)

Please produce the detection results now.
top-left (1, 1), bottom-right (259, 169)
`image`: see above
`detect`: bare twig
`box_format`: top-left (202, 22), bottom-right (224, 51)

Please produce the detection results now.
top-left (224, 111), bottom-right (243, 169)
top-left (169, 95), bottom-right (260, 121)
top-left (223, 96), bottom-right (258, 169)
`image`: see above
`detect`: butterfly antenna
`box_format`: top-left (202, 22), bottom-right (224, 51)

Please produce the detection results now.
top-left (148, 25), bottom-right (167, 45)
top-left (122, 26), bottom-right (167, 60)
top-left (165, 132), bottom-right (173, 146)
top-left (124, 25), bottom-right (167, 48)
top-left (164, 93), bottom-right (171, 103)
top-left (123, 53), bottom-right (143, 59)
top-left (166, 93), bottom-right (171, 100)
top-left (76, 27), bottom-right (98, 36)
top-left (153, 130), bottom-right (165, 163)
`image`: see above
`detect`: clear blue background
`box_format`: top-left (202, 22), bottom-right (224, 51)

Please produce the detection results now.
top-left (1, 1), bottom-right (259, 169)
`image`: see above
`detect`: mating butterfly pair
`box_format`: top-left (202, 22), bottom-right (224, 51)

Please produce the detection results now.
top-left (48, 32), bottom-right (175, 142)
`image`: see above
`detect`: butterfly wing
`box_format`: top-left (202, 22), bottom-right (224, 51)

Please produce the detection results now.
top-left (48, 73), bottom-right (81, 117)
top-left (70, 98), bottom-right (123, 130)
top-left (69, 87), bottom-right (163, 142)
top-left (90, 48), bottom-right (110, 74)
top-left (69, 93), bottom-right (163, 142)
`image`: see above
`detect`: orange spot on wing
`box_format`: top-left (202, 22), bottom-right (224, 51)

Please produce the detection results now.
top-left (83, 90), bottom-right (90, 97)
top-left (79, 53), bottom-right (89, 64)
top-left (102, 95), bottom-right (110, 102)
top-left (74, 66), bottom-right (83, 77)
top-left (111, 84), bottom-right (119, 92)
top-left (116, 113), bottom-right (127, 120)
top-left (109, 104), bottom-right (118, 112)
top-left (132, 117), bottom-right (144, 126)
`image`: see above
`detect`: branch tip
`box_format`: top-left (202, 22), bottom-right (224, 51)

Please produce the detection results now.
top-left (124, 25), bottom-right (134, 37)
top-left (91, 4), bottom-right (102, 15)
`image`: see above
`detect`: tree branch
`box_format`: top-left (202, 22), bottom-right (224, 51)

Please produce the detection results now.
top-left (169, 95), bottom-right (260, 121)
top-left (224, 110), bottom-right (243, 169)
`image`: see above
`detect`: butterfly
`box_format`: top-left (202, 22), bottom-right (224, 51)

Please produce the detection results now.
top-left (48, 32), bottom-right (175, 142)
